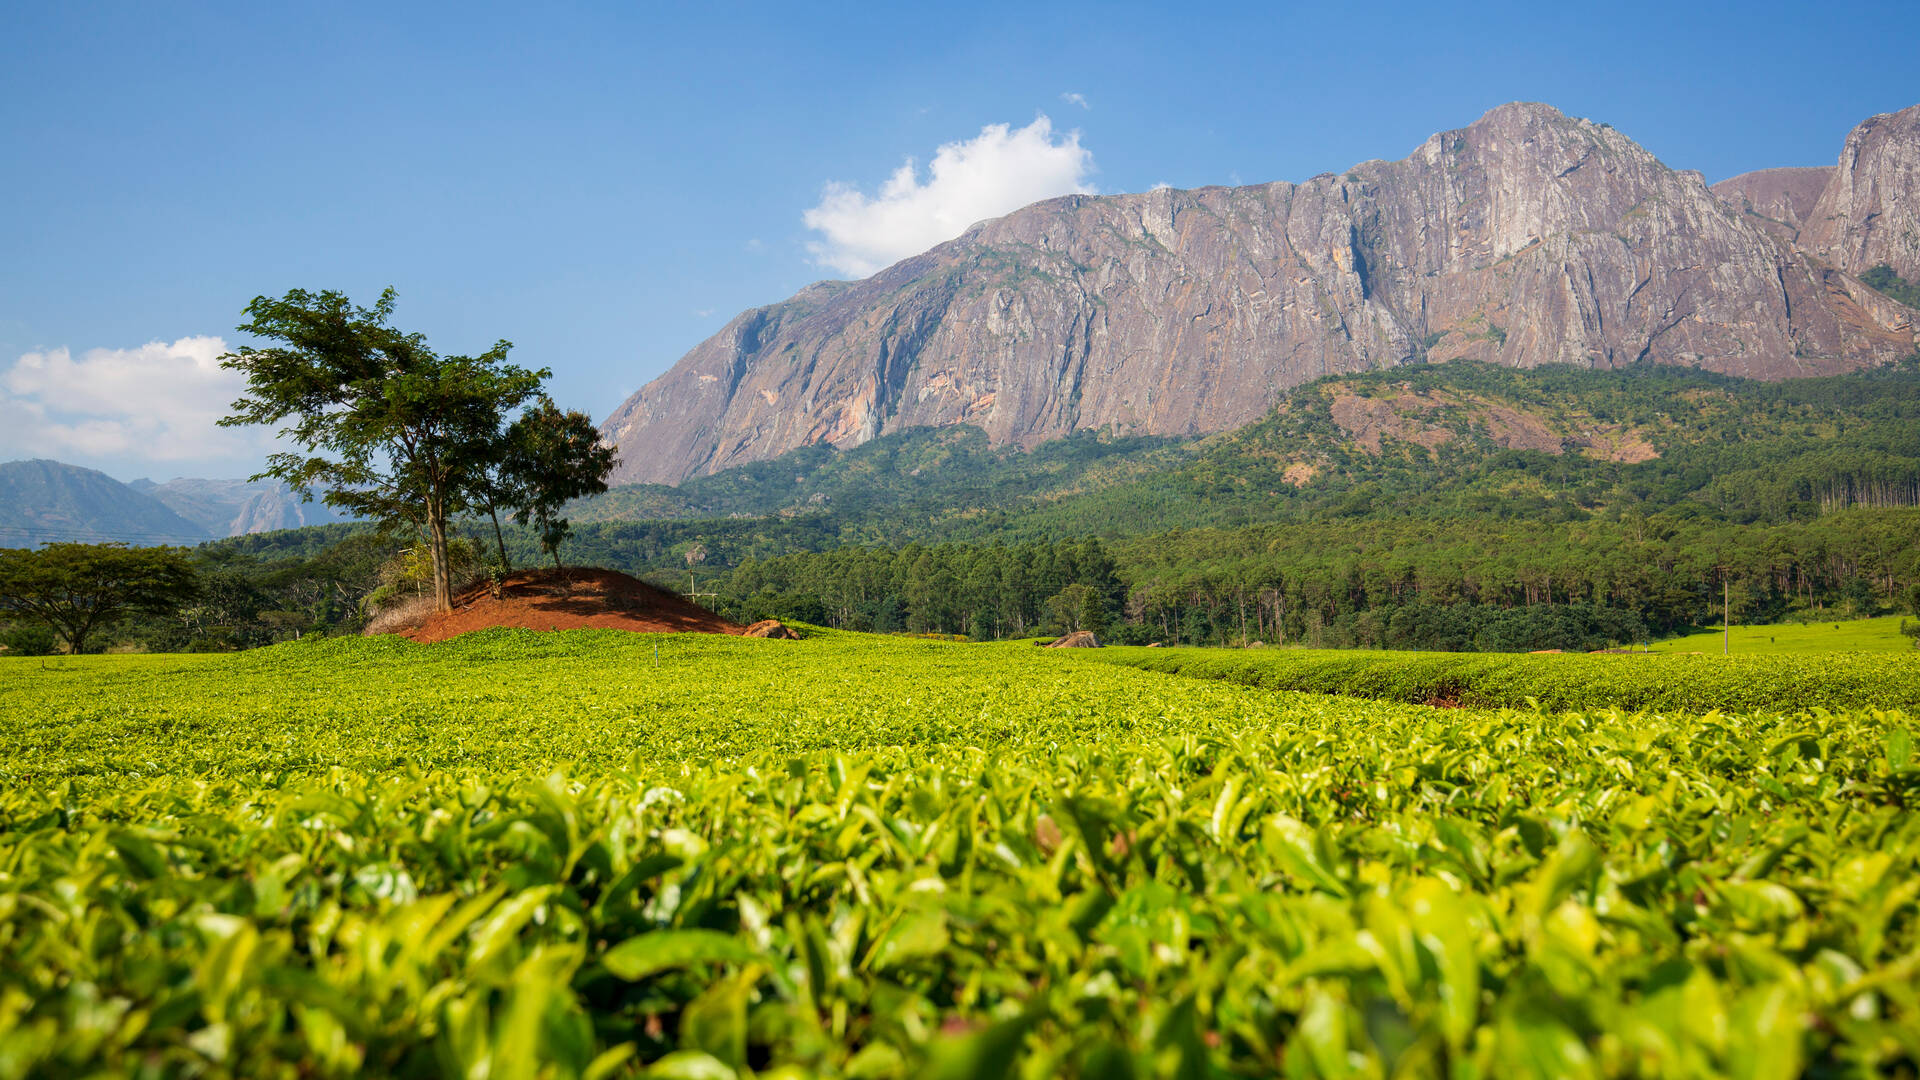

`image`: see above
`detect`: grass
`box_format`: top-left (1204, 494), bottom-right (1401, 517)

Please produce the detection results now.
top-left (1094, 643), bottom-right (1920, 713)
top-left (1646, 613), bottom-right (1916, 654)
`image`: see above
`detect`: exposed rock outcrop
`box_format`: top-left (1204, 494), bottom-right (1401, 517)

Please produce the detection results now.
top-left (1802, 104), bottom-right (1920, 280)
top-left (1711, 166), bottom-right (1833, 230)
top-left (604, 103), bottom-right (1920, 485)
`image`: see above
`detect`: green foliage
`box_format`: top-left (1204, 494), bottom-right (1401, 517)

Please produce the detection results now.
top-left (698, 511), bottom-right (1917, 646)
top-left (0, 621), bottom-right (57, 655)
top-left (1, 633), bottom-right (1917, 1074)
top-left (1647, 615), bottom-right (1915, 655)
top-left (1096, 645), bottom-right (1920, 713)
top-left (497, 398), bottom-right (619, 570)
top-left (219, 287), bottom-right (549, 611)
top-left (571, 424), bottom-right (1183, 528)
top-left (190, 362), bottom-right (1920, 649)
top-left (1043, 582), bottom-right (1106, 635)
top-left (1861, 264), bottom-right (1920, 308)
top-left (0, 542), bottom-right (198, 653)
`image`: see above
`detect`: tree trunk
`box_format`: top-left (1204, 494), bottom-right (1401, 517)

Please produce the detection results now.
top-left (427, 496), bottom-right (454, 612)
top-left (487, 503), bottom-right (511, 572)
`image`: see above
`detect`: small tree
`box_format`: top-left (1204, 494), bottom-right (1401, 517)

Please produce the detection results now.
top-left (220, 289), bottom-right (545, 612)
top-left (0, 543), bottom-right (198, 653)
top-left (1043, 583), bottom-right (1103, 634)
top-left (495, 399), bottom-right (618, 571)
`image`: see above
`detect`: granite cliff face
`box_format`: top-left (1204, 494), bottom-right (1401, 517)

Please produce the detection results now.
top-left (604, 103), bottom-right (1920, 485)
top-left (1802, 104), bottom-right (1920, 280)
top-left (1710, 167), bottom-right (1833, 230)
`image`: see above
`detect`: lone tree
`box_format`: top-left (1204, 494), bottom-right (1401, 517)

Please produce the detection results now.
top-left (220, 288), bottom-right (611, 611)
top-left (0, 543), bottom-right (198, 653)
top-left (497, 398), bottom-right (617, 570)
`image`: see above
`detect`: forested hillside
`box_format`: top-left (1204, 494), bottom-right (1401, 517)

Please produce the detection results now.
top-left (132, 359), bottom-right (1920, 652)
top-left (575, 358), bottom-right (1920, 542)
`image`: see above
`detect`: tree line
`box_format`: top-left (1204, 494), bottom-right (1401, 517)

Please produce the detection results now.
top-left (705, 509), bottom-right (1920, 649)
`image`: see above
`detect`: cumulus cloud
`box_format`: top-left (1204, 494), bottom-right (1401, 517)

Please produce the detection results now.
top-left (1061, 92), bottom-right (1090, 110)
top-left (0, 336), bottom-right (279, 472)
top-left (802, 115), bottom-right (1096, 278)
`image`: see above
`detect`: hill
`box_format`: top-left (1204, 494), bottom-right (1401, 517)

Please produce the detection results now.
top-left (0, 459), bottom-right (349, 547)
top-left (0, 459), bottom-right (210, 546)
top-left (602, 102), bottom-right (1920, 484)
top-left (562, 359), bottom-right (1920, 558)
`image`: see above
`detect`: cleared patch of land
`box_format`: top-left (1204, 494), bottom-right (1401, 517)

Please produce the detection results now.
top-left (1094, 642), bottom-right (1920, 712)
top-left (1644, 614), bottom-right (1914, 654)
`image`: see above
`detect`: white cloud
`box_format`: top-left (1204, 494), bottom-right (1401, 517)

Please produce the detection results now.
top-left (1150, 181), bottom-right (1173, 191)
top-left (802, 115), bottom-right (1096, 278)
top-left (0, 336), bottom-right (280, 473)
top-left (1061, 92), bottom-right (1090, 110)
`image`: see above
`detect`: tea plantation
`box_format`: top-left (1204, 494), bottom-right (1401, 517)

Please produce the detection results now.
top-left (1, 631), bottom-right (1915, 1078)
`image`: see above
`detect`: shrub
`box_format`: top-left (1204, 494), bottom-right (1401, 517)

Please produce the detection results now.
top-left (1, 622), bottom-right (57, 656)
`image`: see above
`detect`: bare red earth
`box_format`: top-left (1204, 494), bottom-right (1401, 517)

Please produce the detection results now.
top-left (398, 568), bottom-right (743, 643)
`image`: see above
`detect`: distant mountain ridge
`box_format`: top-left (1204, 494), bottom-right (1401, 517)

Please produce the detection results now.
top-left (0, 459), bottom-right (343, 547)
top-left (132, 476), bottom-right (345, 537)
top-left (602, 101), bottom-right (1920, 485)
top-left (0, 460), bottom-right (209, 546)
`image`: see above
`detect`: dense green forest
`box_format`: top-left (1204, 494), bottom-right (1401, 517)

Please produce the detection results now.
top-left (708, 510), bottom-right (1920, 648)
top-left (36, 357), bottom-right (1920, 652)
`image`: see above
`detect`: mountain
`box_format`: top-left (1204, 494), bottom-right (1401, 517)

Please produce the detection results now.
top-left (0, 461), bottom-right (347, 548)
top-left (0, 460), bottom-right (211, 547)
top-left (602, 102), bottom-right (1920, 486)
top-left (548, 360), bottom-right (1920, 595)
top-left (130, 477), bottom-right (344, 537)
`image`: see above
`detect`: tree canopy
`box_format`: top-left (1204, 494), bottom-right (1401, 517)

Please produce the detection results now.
top-left (219, 288), bottom-right (614, 610)
top-left (0, 543), bottom-right (198, 653)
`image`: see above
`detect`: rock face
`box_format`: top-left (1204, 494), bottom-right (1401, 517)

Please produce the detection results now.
top-left (1802, 104), bottom-right (1920, 280)
top-left (604, 103), bottom-right (1920, 485)
top-left (1710, 167), bottom-right (1833, 229)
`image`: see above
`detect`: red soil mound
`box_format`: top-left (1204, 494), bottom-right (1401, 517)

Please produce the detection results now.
top-left (397, 568), bottom-right (743, 643)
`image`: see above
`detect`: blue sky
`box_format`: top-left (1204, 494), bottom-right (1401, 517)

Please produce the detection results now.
top-left (3, 0), bottom-right (1917, 480)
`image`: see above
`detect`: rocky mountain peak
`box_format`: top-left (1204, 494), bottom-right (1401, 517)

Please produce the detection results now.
top-left (1804, 103), bottom-right (1920, 279)
top-left (602, 102), bottom-right (1920, 486)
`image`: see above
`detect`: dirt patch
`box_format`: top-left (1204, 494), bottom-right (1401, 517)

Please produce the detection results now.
top-left (1479, 404), bottom-right (1565, 454)
top-left (391, 568), bottom-right (743, 643)
top-left (1281, 461), bottom-right (1319, 486)
top-left (1329, 391), bottom-right (1454, 453)
top-left (1578, 428), bottom-right (1659, 463)
top-left (743, 619), bottom-right (801, 639)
